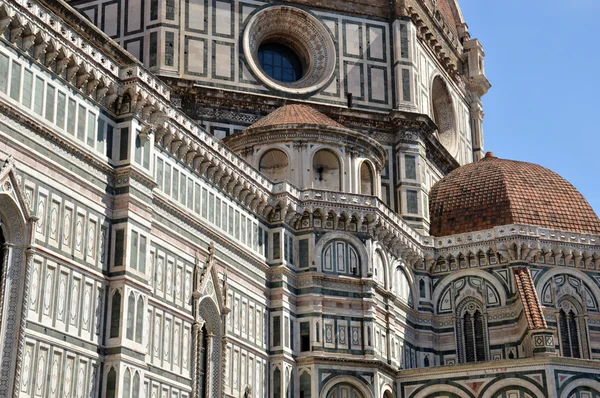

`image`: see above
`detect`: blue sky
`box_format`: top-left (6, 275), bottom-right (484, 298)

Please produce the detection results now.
top-left (458, 0), bottom-right (600, 216)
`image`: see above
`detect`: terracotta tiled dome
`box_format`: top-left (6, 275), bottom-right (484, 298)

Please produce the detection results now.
top-left (429, 152), bottom-right (600, 236)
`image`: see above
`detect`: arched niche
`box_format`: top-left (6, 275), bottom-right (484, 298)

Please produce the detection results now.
top-left (312, 149), bottom-right (341, 191)
top-left (259, 149), bottom-right (289, 183)
top-left (431, 76), bottom-right (457, 154)
top-left (359, 161), bottom-right (374, 196)
top-left (0, 157), bottom-right (36, 398)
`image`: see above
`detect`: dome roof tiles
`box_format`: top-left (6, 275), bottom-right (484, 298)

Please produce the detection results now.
top-left (429, 153), bottom-right (600, 236)
top-left (246, 104), bottom-right (345, 130)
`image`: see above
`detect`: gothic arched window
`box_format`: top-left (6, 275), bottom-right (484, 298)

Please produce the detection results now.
top-left (109, 290), bottom-right (121, 338)
top-left (273, 368), bottom-right (282, 398)
top-left (322, 240), bottom-right (360, 276)
top-left (299, 372), bottom-right (311, 398)
top-left (127, 292), bottom-right (135, 340)
top-left (123, 368), bottom-right (131, 398)
top-left (106, 367), bottom-right (117, 398)
top-left (135, 296), bottom-right (144, 344)
top-left (558, 297), bottom-right (588, 359)
top-left (132, 371), bottom-right (140, 398)
top-left (456, 299), bottom-right (488, 363)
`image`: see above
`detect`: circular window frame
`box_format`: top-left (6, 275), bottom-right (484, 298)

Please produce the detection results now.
top-left (243, 6), bottom-right (336, 95)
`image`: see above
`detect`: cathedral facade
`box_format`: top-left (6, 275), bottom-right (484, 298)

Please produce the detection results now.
top-left (0, 0), bottom-right (599, 397)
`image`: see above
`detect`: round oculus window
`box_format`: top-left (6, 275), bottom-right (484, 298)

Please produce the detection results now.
top-left (257, 43), bottom-right (303, 83)
top-left (243, 6), bottom-right (336, 94)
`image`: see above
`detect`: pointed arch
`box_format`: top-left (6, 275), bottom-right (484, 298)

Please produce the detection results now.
top-left (135, 295), bottom-right (144, 344)
top-left (123, 368), bottom-right (131, 398)
top-left (127, 292), bottom-right (135, 340)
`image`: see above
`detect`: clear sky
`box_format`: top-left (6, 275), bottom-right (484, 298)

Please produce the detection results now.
top-left (458, 0), bottom-right (600, 217)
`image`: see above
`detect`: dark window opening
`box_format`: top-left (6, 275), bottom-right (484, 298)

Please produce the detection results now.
top-left (198, 324), bottom-right (209, 397)
top-left (300, 322), bottom-right (310, 352)
top-left (106, 367), bottom-right (117, 398)
top-left (109, 291), bottom-right (121, 338)
top-left (257, 43), bottom-right (303, 83)
top-left (462, 309), bottom-right (486, 363)
top-left (559, 309), bottom-right (581, 358)
top-left (273, 315), bottom-right (281, 346)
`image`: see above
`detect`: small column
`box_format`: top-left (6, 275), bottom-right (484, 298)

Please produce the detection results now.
top-left (470, 103), bottom-right (485, 161)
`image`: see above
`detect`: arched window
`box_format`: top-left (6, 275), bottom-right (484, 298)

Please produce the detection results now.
top-left (132, 371), bottom-right (140, 398)
top-left (109, 290), bottom-right (121, 338)
top-left (106, 367), bottom-right (117, 398)
top-left (127, 293), bottom-right (135, 340)
top-left (558, 297), bottom-right (588, 359)
top-left (359, 161), bottom-right (374, 196)
top-left (273, 368), bottom-right (282, 398)
top-left (322, 240), bottom-right (360, 276)
top-left (123, 368), bottom-right (131, 398)
top-left (258, 43), bottom-right (303, 83)
top-left (135, 296), bottom-right (144, 344)
top-left (431, 76), bottom-right (456, 153)
top-left (198, 324), bottom-right (209, 397)
top-left (312, 149), bottom-right (341, 191)
top-left (259, 149), bottom-right (289, 183)
top-left (394, 266), bottom-right (412, 305)
top-left (299, 372), bottom-right (311, 398)
top-left (374, 251), bottom-right (385, 287)
top-left (457, 299), bottom-right (488, 363)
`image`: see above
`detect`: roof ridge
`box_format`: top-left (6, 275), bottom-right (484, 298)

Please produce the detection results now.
top-left (513, 267), bottom-right (547, 330)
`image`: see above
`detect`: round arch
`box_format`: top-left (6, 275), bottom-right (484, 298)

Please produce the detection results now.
top-left (258, 148), bottom-right (290, 183)
top-left (431, 269), bottom-right (508, 314)
top-left (411, 383), bottom-right (474, 398)
top-left (381, 383), bottom-right (394, 398)
top-left (312, 148), bottom-right (343, 191)
top-left (480, 378), bottom-right (546, 398)
top-left (359, 159), bottom-right (376, 196)
top-left (535, 267), bottom-right (600, 309)
top-left (314, 232), bottom-right (368, 276)
top-left (321, 376), bottom-right (373, 398)
top-left (560, 379), bottom-right (600, 398)
top-left (392, 259), bottom-right (418, 308)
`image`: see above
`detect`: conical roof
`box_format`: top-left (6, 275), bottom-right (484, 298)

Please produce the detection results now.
top-left (246, 104), bottom-right (345, 130)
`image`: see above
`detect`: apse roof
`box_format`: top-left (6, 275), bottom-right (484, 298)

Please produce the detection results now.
top-left (246, 104), bottom-right (345, 130)
top-left (429, 152), bottom-right (600, 236)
